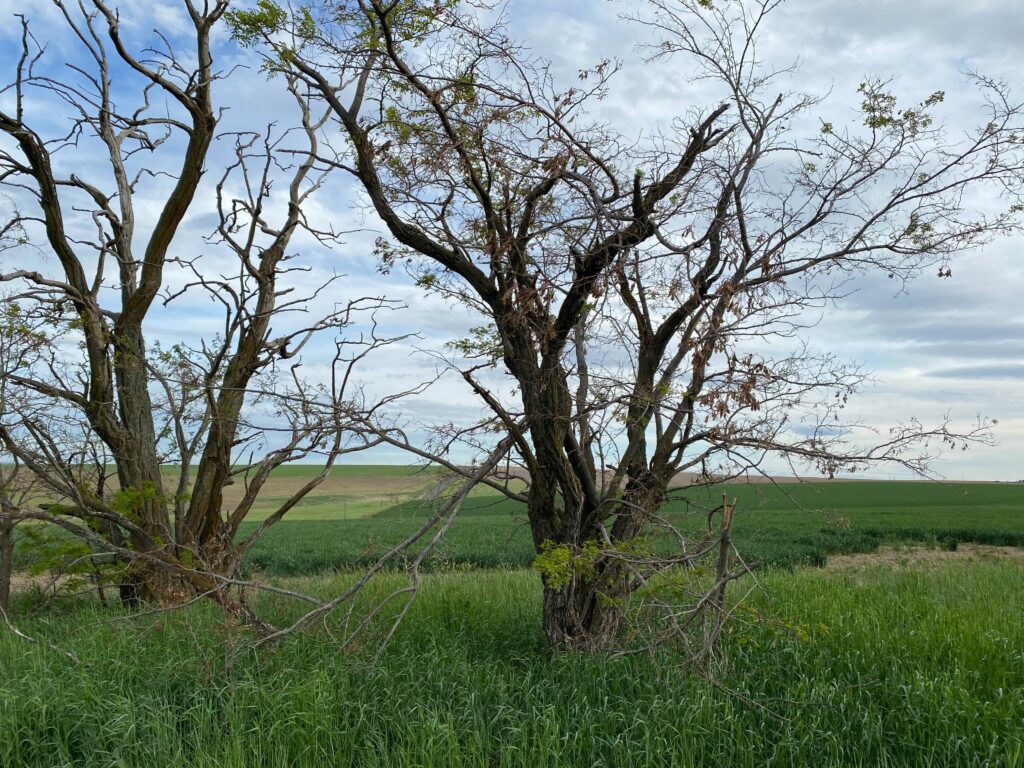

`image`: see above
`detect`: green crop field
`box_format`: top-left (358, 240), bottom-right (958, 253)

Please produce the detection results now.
top-left (240, 472), bottom-right (1024, 575)
top-left (3, 469), bottom-right (1024, 767)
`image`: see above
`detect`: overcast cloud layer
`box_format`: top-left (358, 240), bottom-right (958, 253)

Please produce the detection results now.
top-left (1, 0), bottom-right (1021, 480)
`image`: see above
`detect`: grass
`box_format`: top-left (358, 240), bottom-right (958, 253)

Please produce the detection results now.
top-left (3, 473), bottom-right (1024, 766)
top-left (1, 563), bottom-right (1022, 767)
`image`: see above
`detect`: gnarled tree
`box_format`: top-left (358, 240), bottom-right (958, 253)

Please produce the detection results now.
top-left (233, 0), bottom-right (1023, 650)
top-left (0, 1), bottom-right (394, 613)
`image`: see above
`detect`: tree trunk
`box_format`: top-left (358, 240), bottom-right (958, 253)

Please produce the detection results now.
top-left (541, 573), bottom-right (620, 650)
top-left (0, 512), bottom-right (13, 613)
top-left (118, 571), bottom-right (144, 609)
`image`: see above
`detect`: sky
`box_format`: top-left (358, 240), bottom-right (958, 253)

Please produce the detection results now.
top-left (502, 0), bottom-right (1024, 482)
top-left (0, 0), bottom-right (1021, 480)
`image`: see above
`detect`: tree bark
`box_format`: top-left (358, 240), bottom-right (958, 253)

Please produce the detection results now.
top-left (540, 572), bottom-right (620, 651)
top-left (0, 511), bottom-right (13, 613)
top-left (117, 571), bottom-right (144, 609)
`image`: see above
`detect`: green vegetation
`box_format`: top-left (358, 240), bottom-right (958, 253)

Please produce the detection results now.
top-left (3, 472), bottom-right (1023, 766)
top-left (2, 563), bottom-right (1022, 767)
top-left (242, 477), bottom-right (1024, 575)
top-left (13, 468), bottom-right (1023, 574)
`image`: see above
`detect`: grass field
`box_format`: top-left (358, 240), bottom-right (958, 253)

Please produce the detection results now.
top-left (3, 469), bottom-right (1024, 767)
top-left (2, 564), bottom-right (1023, 767)
top-left (241, 472), bottom-right (1024, 574)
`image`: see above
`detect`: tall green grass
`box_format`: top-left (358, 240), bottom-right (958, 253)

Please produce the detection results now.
top-left (2, 562), bottom-right (1022, 767)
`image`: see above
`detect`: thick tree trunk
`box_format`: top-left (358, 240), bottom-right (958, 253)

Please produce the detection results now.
top-left (113, 328), bottom-right (168, 532)
top-left (541, 573), bottom-right (620, 650)
top-left (533, 489), bottom-right (647, 651)
top-left (110, 328), bottom-right (180, 605)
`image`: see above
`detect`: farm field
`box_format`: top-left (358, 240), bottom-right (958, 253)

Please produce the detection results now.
top-left (214, 464), bottom-right (445, 521)
top-left (239, 468), bottom-right (1024, 574)
top-left (3, 469), bottom-right (1024, 767)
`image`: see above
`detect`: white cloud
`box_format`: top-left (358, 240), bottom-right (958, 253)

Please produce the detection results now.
top-left (1, 0), bottom-right (1021, 478)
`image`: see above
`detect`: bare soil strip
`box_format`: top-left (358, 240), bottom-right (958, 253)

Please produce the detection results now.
top-left (826, 544), bottom-right (1024, 570)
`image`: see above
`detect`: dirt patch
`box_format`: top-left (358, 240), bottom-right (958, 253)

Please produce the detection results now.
top-left (826, 543), bottom-right (1024, 571)
top-left (6, 571), bottom-right (72, 595)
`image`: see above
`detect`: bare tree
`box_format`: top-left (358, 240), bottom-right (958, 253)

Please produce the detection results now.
top-left (0, 1), bottom-right (396, 614)
top-left (230, 0), bottom-right (1023, 650)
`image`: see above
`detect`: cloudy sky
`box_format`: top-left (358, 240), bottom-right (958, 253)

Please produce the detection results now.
top-left (1, 0), bottom-right (1021, 480)
top-left (511, 0), bottom-right (1024, 481)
